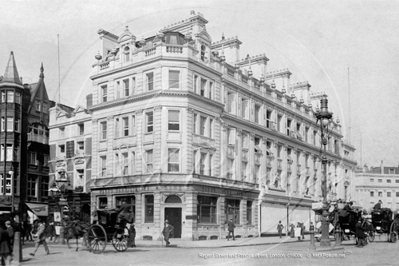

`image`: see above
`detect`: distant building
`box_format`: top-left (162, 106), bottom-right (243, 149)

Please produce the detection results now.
top-left (0, 52), bottom-right (52, 219)
top-left (48, 101), bottom-right (92, 222)
top-left (353, 161), bottom-right (399, 212)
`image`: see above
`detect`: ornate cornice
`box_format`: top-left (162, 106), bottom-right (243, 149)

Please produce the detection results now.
top-left (89, 90), bottom-right (224, 112)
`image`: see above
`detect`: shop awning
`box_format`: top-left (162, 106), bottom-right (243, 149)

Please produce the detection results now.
top-left (25, 203), bottom-right (48, 216)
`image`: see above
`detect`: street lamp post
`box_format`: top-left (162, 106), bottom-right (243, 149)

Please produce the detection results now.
top-left (49, 176), bottom-right (70, 245)
top-left (315, 95), bottom-right (333, 247)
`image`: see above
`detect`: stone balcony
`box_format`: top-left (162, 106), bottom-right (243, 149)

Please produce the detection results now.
top-left (95, 43), bottom-right (222, 74)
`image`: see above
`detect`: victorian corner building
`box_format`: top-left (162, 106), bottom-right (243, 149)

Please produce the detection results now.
top-left (0, 52), bottom-right (51, 219)
top-left (49, 12), bottom-right (357, 240)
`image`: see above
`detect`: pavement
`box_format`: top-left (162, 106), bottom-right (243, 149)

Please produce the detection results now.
top-left (11, 236), bottom-right (345, 265)
top-left (20, 234), bottom-right (342, 251)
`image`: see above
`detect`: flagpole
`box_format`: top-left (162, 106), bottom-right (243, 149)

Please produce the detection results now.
top-left (57, 34), bottom-right (61, 105)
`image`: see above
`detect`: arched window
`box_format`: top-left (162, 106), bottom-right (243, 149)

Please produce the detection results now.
top-left (124, 46), bottom-right (130, 62)
top-left (201, 45), bottom-right (206, 61)
top-left (165, 195), bottom-right (182, 204)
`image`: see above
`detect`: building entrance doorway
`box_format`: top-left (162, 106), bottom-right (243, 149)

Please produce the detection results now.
top-left (165, 208), bottom-right (182, 238)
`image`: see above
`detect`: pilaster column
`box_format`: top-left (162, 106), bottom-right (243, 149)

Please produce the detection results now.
top-left (236, 129), bottom-right (243, 181)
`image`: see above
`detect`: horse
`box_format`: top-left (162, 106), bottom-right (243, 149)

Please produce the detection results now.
top-left (64, 220), bottom-right (90, 251)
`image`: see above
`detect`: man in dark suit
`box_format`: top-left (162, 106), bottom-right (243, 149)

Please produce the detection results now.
top-left (162, 220), bottom-right (174, 246)
top-left (5, 221), bottom-right (13, 251)
top-left (355, 219), bottom-right (365, 247)
top-left (116, 200), bottom-right (132, 226)
top-left (343, 201), bottom-right (354, 212)
top-left (0, 224), bottom-right (11, 265)
top-left (277, 221), bottom-right (284, 238)
top-left (227, 218), bottom-right (235, 241)
top-left (373, 200), bottom-right (382, 211)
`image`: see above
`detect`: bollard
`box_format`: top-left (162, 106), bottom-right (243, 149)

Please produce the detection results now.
top-left (309, 228), bottom-right (316, 250)
top-left (13, 231), bottom-right (23, 263)
top-left (334, 228), bottom-right (342, 246)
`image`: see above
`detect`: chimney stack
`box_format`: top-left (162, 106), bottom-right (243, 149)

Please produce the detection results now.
top-left (381, 160), bottom-right (384, 174)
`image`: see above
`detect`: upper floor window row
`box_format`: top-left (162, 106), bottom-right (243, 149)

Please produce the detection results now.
top-left (1, 117), bottom-right (20, 133)
top-left (99, 69), bottom-right (187, 104)
top-left (1, 91), bottom-right (21, 104)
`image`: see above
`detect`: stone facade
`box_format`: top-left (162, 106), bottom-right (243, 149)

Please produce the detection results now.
top-left (49, 11), bottom-right (357, 240)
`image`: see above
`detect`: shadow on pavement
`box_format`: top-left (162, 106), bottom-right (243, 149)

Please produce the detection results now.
top-left (99, 249), bottom-right (151, 254)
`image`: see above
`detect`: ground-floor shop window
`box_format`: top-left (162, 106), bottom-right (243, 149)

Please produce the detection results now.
top-left (247, 201), bottom-right (252, 225)
top-left (145, 195), bottom-right (154, 223)
top-left (225, 199), bottom-right (240, 224)
top-left (197, 196), bottom-right (217, 223)
top-left (98, 197), bottom-right (107, 209)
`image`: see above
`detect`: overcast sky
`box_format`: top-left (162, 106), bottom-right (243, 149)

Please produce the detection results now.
top-left (0, 0), bottom-right (397, 167)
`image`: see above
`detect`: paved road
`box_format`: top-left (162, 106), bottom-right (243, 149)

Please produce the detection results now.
top-left (18, 237), bottom-right (397, 266)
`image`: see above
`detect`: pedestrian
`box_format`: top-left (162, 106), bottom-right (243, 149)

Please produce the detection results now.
top-left (301, 222), bottom-right (306, 240)
top-left (355, 219), bottom-right (365, 248)
top-left (128, 224), bottom-right (136, 248)
top-left (289, 223), bottom-right (295, 238)
top-left (309, 222), bottom-right (314, 231)
top-left (277, 221), bottom-right (284, 238)
top-left (296, 223), bottom-right (302, 241)
top-left (24, 221), bottom-right (33, 242)
top-left (162, 220), bottom-right (174, 246)
top-left (5, 222), bottom-right (13, 252)
top-left (31, 220), bottom-right (38, 239)
top-left (46, 222), bottom-right (55, 242)
top-left (0, 224), bottom-right (12, 266)
top-left (29, 220), bottom-right (50, 256)
top-left (226, 218), bottom-right (235, 241)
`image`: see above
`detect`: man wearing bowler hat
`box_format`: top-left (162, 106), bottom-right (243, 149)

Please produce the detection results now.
top-left (227, 218), bottom-right (235, 241)
top-left (162, 220), bottom-right (174, 246)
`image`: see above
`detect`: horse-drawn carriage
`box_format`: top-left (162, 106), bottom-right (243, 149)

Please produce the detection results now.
top-left (313, 202), bottom-right (373, 243)
top-left (87, 209), bottom-right (132, 253)
top-left (65, 209), bottom-right (132, 254)
top-left (369, 208), bottom-right (399, 243)
top-left (333, 207), bottom-right (363, 240)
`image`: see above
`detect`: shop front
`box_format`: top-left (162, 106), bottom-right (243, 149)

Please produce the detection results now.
top-left (91, 183), bottom-right (260, 241)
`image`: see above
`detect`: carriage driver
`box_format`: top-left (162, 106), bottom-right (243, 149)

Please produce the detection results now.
top-left (343, 201), bottom-right (354, 212)
top-left (373, 200), bottom-right (382, 211)
top-left (116, 200), bottom-right (132, 226)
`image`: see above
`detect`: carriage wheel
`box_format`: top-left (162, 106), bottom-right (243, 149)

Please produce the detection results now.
top-left (389, 223), bottom-right (397, 243)
top-left (87, 224), bottom-right (107, 254)
top-left (111, 227), bottom-right (130, 252)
